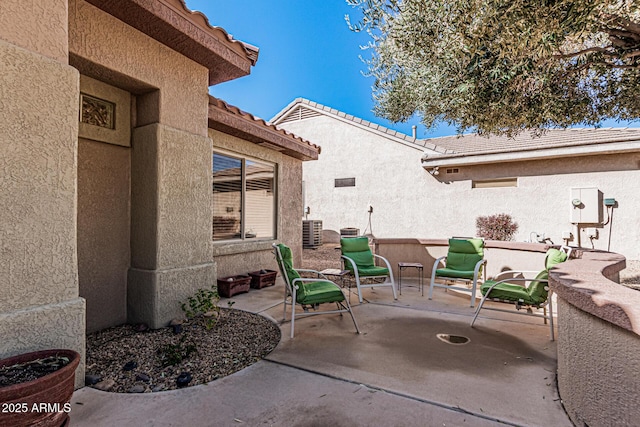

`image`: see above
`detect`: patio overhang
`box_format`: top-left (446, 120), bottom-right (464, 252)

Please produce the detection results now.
top-left (85, 0), bottom-right (259, 85)
top-left (208, 96), bottom-right (321, 161)
top-left (421, 139), bottom-right (640, 169)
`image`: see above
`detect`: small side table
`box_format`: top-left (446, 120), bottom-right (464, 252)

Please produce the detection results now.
top-left (398, 262), bottom-right (424, 295)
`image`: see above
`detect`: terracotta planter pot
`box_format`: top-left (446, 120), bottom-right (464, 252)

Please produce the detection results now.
top-left (0, 349), bottom-right (80, 427)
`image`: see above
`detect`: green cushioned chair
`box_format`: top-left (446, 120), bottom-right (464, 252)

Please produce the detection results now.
top-left (428, 238), bottom-right (487, 307)
top-left (470, 246), bottom-right (572, 341)
top-left (340, 237), bottom-right (397, 303)
top-left (273, 243), bottom-right (360, 338)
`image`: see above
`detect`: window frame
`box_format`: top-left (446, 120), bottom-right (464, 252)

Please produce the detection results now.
top-left (212, 149), bottom-right (277, 243)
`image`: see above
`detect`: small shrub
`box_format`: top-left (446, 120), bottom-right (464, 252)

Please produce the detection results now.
top-left (181, 286), bottom-right (220, 330)
top-left (157, 336), bottom-right (197, 367)
top-left (476, 213), bottom-right (518, 241)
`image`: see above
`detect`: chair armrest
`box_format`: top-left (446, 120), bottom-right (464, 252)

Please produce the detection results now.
top-left (431, 256), bottom-right (447, 277)
top-left (492, 270), bottom-right (541, 280)
top-left (341, 255), bottom-right (360, 280)
top-left (295, 268), bottom-right (328, 280)
top-left (372, 254), bottom-right (393, 271)
top-left (474, 259), bottom-right (487, 277)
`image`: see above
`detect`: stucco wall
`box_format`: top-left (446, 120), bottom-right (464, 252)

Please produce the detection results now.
top-left (551, 250), bottom-right (639, 426)
top-left (1, 14), bottom-right (84, 386)
top-left (279, 116), bottom-right (640, 261)
top-left (556, 300), bottom-right (640, 426)
top-left (1, 0), bottom-right (69, 63)
top-left (68, 0), bottom-right (209, 136)
top-left (129, 123), bottom-right (215, 328)
top-left (210, 129), bottom-right (305, 275)
top-left (78, 138), bottom-right (130, 333)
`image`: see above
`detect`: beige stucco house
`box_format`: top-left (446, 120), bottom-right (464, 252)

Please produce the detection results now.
top-left (273, 98), bottom-right (640, 262)
top-left (1, 0), bottom-right (318, 386)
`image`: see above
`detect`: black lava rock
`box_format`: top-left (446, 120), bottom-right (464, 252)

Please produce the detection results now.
top-left (176, 372), bottom-right (192, 388)
top-left (172, 324), bottom-right (183, 334)
top-left (85, 373), bottom-right (102, 386)
top-left (123, 361), bottom-right (138, 371)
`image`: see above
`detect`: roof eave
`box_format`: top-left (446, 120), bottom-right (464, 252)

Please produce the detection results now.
top-left (208, 98), bottom-right (320, 161)
top-left (85, 0), bottom-right (258, 85)
top-left (421, 141), bottom-right (640, 168)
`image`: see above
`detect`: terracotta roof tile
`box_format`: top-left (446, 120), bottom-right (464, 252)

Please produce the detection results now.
top-left (208, 96), bottom-right (320, 161)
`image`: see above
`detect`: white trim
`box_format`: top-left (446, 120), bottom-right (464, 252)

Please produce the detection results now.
top-left (422, 140), bottom-right (640, 168)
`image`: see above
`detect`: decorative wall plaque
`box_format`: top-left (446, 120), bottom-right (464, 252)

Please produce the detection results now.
top-left (80, 93), bottom-right (115, 129)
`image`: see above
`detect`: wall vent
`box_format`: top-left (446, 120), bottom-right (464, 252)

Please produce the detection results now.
top-left (335, 177), bottom-right (356, 188)
top-left (278, 105), bottom-right (322, 124)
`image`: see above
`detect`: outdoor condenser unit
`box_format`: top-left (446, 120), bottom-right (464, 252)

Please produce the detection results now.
top-left (302, 220), bottom-right (322, 249)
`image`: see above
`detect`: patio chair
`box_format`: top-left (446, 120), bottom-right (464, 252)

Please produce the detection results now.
top-left (470, 246), bottom-right (572, 341)
top-left (340, 237), bottom-right (397, 303)
top-left (428, 238), bottom-right (487, 307)
top-left (273, 243), bottom-right (360, 338)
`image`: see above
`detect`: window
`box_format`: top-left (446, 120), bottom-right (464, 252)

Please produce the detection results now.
top-left (212, 152), bottom-right (276, 241)
top-left (472, 178), bottom-right (518, 188)
top-left (335, 177), bottom-right (356, 187)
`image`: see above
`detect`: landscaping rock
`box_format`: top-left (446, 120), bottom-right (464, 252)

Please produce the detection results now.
top-left (93, 379), bottom-right (116, 392)
top-left (123, 361), bottom-right (137, 371)
top-left (85, 373), bottom-right (102, 386)
top-left (128, 384), bottom-right (145, 393)
top-left (176, 372), bottom-right (192, 388)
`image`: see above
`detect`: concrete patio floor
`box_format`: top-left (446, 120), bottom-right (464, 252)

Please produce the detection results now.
top-left (70, 280), bottom-right (572, 426)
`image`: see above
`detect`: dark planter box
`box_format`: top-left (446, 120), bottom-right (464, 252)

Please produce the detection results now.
top-left (217, 275), bottom-right (251, 298)
top-left (249, 270), bottom-right (277, 289)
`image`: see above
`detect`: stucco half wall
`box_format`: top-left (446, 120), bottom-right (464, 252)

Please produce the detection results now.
top-left (550, 251), bottom-right (640, 426)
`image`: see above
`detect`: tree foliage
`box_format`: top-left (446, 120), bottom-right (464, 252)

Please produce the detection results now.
top-left (346, 0), bottom-right (640, 136)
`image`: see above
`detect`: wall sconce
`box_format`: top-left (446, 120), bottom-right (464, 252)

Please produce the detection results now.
top-left (429, 167), bottom-right (440, 176)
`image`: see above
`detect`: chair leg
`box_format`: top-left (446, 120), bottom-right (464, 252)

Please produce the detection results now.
top-left (389, 273), bottom-right (398, 300)
top-left (548, 294), bottom-right (555, 341)
top-left (428, 268), bottom-right (437, 300)
top-left (354, 274), bottom-right (364, 303)
top-left (470, 295), bottom-right (487, 327)
top-left (290, 288), bottom-right (297, 339)
top-left (470, 278), bottom-right (477, 308)
top-left (341, 299), bottom-right (360, 334)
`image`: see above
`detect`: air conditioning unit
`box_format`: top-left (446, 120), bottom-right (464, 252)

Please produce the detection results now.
top-left (303, 220), bottom-right (322, 248)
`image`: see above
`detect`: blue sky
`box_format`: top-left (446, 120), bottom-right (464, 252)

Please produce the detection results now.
top-left (185, 0), bottom-right (637, 139)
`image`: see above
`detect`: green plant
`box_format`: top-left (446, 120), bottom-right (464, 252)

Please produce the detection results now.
top-left (181, 286), bottom-right (220, 329)
top-left (157, 336), bottom-right (197, 367)
top-left (476, 213), bottom-right (519, 241)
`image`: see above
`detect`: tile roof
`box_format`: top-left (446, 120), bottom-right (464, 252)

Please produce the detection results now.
top-left (424, 128), bottom-right (640, 158)
top-left (208, 96), bottom-right (320, 161)
top-left (271, 98), bottom-right (449, 153)
top-left (272, 98), bottom-right (640, 159)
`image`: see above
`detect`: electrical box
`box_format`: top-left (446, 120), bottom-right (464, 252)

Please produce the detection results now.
top-left (570, 188), bottom-right (602, 224)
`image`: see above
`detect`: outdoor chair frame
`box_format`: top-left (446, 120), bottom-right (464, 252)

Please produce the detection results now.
top-left (273, 243), bottom-right (360, 338)
top-left (428, 238), bottom-right (487, 308)
top-left (340, 237), bottom-right (397, 304)
top-left (470, 246), bottom-right (572, 341)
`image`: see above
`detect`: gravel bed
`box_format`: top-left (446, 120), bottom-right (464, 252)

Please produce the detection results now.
top-left (85, 309), bottom-right (280, 393)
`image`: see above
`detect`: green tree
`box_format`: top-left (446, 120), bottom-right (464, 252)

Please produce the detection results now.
top-left (347, 0), bottom-right (640, 136)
